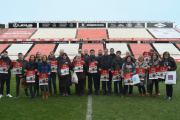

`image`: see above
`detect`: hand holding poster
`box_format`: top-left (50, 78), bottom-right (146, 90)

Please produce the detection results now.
top-left (0, 61), bottom-right (9, 73)
top-left (149, 67), bottom-right (158, 79)
top-left (60, 64), bottom-right (69, 75)
top-left (157, 66), bottom-right (168, 79)
top-left (26, 70), bottom-right (35, 83)
top-left (74, 61), bottom-right (83, 72)
top-left (39, 73), bottom-right (48, 85)
top-left (143, 52), bottom-right (151, 63)
top-left (13, 62), bottom-right (22, 74)
top-left (124, 73), bottom-right (133, 85)
top-left (112, 70), bottom-right (121, 81)
top-left (89, 62), bottom-right (97, 73)
top-left (100, 70), bottom-right (109, 81)
top-left (136, 68), bottom-right (145, 80)
top-left (50, 61), bottom-right (57, 72)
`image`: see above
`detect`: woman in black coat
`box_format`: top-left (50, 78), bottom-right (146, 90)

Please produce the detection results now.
top-left (58, 53), bottom-right (72, 97)
top-left (159, 52), bottom-right (177, 100)
top-left (24, 55), bottom-right (38, 99)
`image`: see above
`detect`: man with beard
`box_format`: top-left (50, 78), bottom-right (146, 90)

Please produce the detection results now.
top-left (57, 49), bottom-right (72, 95)
top-left (0, 51), bottom-right (13, 98)
top-left (86, 49), bottom-right (99, 95)
top-left (99, 49), bottom-right (113, 95)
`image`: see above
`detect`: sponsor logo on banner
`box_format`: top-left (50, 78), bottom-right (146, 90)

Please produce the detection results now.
top-left (108, 23), bottom-right (145, 28)
top-left (39, 23), bottom-right (76, 28)
top-left (147, 23), bottom-right (173, 28)
top-left (126, 23), bottom-right (132, 27)
top-left (79, 23), bottom-right (106, 28)
top-left (9, 23), bottom-right (37, 28)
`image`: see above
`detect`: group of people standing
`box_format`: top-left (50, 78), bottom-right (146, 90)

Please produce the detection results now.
top-left (0, 47), bottom-right (177, 100)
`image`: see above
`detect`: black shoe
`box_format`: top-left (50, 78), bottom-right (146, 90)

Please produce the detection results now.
top-left (166, 97), bottom-right (172, 100)
top-left (108, 92), bottom-right (111, 96)
top-left (30, 96), bottom-right (33, 99)
top-left (14, 95), bottom-right (19, 98)
top-left (25, 94), bottom-right (30, 97)
top-left (87, 92), bottom-right (92, 95)
top-left (95, 92), bottom-right (99, 95)
top-left (102, 92), bottom-right (106, 95)
top-left (164, 96), bottom-right (169, 99)
top-left (79, 94), bottom-right (82, 96)
top-left (76, 94), bottom-right (80, 96)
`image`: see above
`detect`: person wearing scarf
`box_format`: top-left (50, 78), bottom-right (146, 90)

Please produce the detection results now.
top-left (159, 52), bottom-right (177, 100)
top-left (24, 55), bottom-right (38, 98)
top-left (37, 55), bottom-right (51, 99)
top-left (121, 56), bottom-right (136, 98)
top-left (147, 52), bottom-right (160, 98)
top-left (135, 55), bottom-right (148, 97)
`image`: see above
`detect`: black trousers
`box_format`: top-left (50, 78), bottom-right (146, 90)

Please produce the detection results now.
top-left (35, 75), bottom-right (40, 94)
top-left (62, 86), bottom-right (69, 93)
top-left (123, 85), bottom-right (133, 95)
top-left (16, 76), bottom-right (28, 95)
top-left (166, 85), bottom-right (173, 97)
top-left (109, 72), bottom-right (112, 92)
top-left (76, 79), bottom-right (84, 94)
top-left (97, 73), bottom-right (100, 90)
top-left (88, 74), bottom-right (98, 93)
top-left (150, 79), bottom-right (158, 91)
top-left (0, 79), bottom-right (10, 95)
top-left (102, 79), bottom-right (112, 93)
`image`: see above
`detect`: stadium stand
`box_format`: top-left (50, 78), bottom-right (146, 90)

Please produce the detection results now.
top-left (0, 28), bottom-right (8, 35)
top-left (106, 43), bottom-right (129, 57)
top-left (0, 44), bottom-right (9, 53)
top-left (148, 29), bottom-right (180, 38)
top-left (82, 43), bottom-right (104, 55)
top-left (76, 29), bottom-right (107, 39)
top-left (175, 27), bottom-right (180, 33)
top-left (55, 44), bottom-right (79, 59)
top-left (6, 44), bottom-right (32, 60)
top-left (153, 43), bottom-right (180, 59)
top-left (108, 29), bottom-right (153, 39)
top-left (129, 43), bottom-right (153, 59)
top-left (0, 29), bottom-right (37, 39)
top-left (30, 29), bottom-right (77, 39)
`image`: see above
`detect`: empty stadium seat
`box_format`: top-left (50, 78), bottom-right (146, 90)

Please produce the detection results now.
top-left (106, 43), bottom-right (129, 58)
top-left (153, 43), bottom-right (180, 59)
top-left (30, 29), bottom-right (77, 39)
top-left (0, 29), bottom-right (37, 39)
top-left (108, 29), bottom-right (153, 39)
top-left (0, 44), bottom-right (8, 53)
top-left (82, 43), bottom-right (104, 55)
top-left (6, 44), bottom-right (32, 60)
top-left (77, 29), bottom-right (107, 39)
top-left (148, 29), bottom-right (180, 38)
top-left (55, 44), bottom-right (79, 57)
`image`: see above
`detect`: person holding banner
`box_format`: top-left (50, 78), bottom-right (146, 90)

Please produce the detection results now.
top-left (14, 53), bottom-right (29, 98)
top-left (58, 53), bottom-right (72, 97)
top-left (135, 55), bottom-right (148, 97)
top-left (86, 49), bottom-right (99, 95)
top-left (111, 51), bottom-right (124, 96)
top-left (37, 55), bottom-right (51, 99)
top-left (24, 55), bottom-right (38, 98)
top-left (35, 52), bottom-right (41, 96)
top-left (121, 56), bottom-right (136, 98)
top-left (148, 52), bottom-right (160, 98)
top-left (72, 54), bottom-right (87, 96)
top-left (48, 51), bottom-right (57, 97)
top-left (97, 49), bottom-right (103, 93)
top-left (99, 49), bottom-right (113, 96)
top-left (0, 51), bottom-right (13, 98)
top-left (159, 52), bottom-right (177, 100)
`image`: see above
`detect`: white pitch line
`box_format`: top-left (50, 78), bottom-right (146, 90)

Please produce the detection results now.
top-left (86, 95), bottom-right (92, 120)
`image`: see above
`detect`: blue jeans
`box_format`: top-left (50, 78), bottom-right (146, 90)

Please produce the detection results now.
top-left (41, 85), bottom-right (48, 91)
top-left (114, 80), bottom-right (123, 94)
top-left (138, 85), bottom-right (146, 94)
top-left (48, 74), bottom-right (56, 90)
top-left (29, 83), bottom-right (36, 96)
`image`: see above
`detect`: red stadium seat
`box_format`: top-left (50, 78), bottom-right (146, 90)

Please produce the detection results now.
top-left (129, 43), bottom-right (152, 59)
top-left (0, 44), bottom-right (8, 53)
top-left (77, 29), bottom-right (107, 39)
top-left (176, 44), bottom-right (180, 49)
top-left (25, 44), bottom-right (55, 60)
top-left (82, 43), bottom-right (104, 55)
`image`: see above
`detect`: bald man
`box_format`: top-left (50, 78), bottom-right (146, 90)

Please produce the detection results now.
top-left (123, 51), bottom-right (136, 63)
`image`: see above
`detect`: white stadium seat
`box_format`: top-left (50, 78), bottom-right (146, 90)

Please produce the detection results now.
top-left (30, 29), bottom-right (77, 39)
top-left (6, 44), bottom-right (32, 60)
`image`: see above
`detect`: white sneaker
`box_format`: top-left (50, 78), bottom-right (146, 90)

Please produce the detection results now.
top-left (6, 94), bottom-right (13, 98)
top-left (0, 94), bottom-right (3, 98)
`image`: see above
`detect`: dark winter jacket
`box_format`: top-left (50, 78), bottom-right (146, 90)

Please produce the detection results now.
top-left (26, 61), bottom-right (38, 71)
top-left (159, 57), bottom-right (177, 71)
top-left (99, 55), bottom-right (113, 70)
top-left (111, 57), bottom-right (124, 70)
top-left (0, 56), bottom-right (12, 80)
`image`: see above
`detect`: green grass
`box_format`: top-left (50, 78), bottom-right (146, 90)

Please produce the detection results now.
top-left (0, 64), bottom-right (180, 120)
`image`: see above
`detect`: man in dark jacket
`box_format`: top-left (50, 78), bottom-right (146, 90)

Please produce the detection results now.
top-left (99, 49), bottom-right (113, 95)
top-left (35, 52), bottom-right (41, 96)
top-left (14, 53), bottom-right (29, 98)
top-left (84, 49), bottom-right (89, 58)
top-left (111, 51), bottom-right (124, 96)
top-left (86, 49), bottom-right (99, 95)
top-left (48, 51), bottom-right (57, 97)
top-left (97, 49), bottom-right (103, 92)
top-left (0, 51), bottom-right (13, 98)
top-left (123, 51), bottom-right (136, 63)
